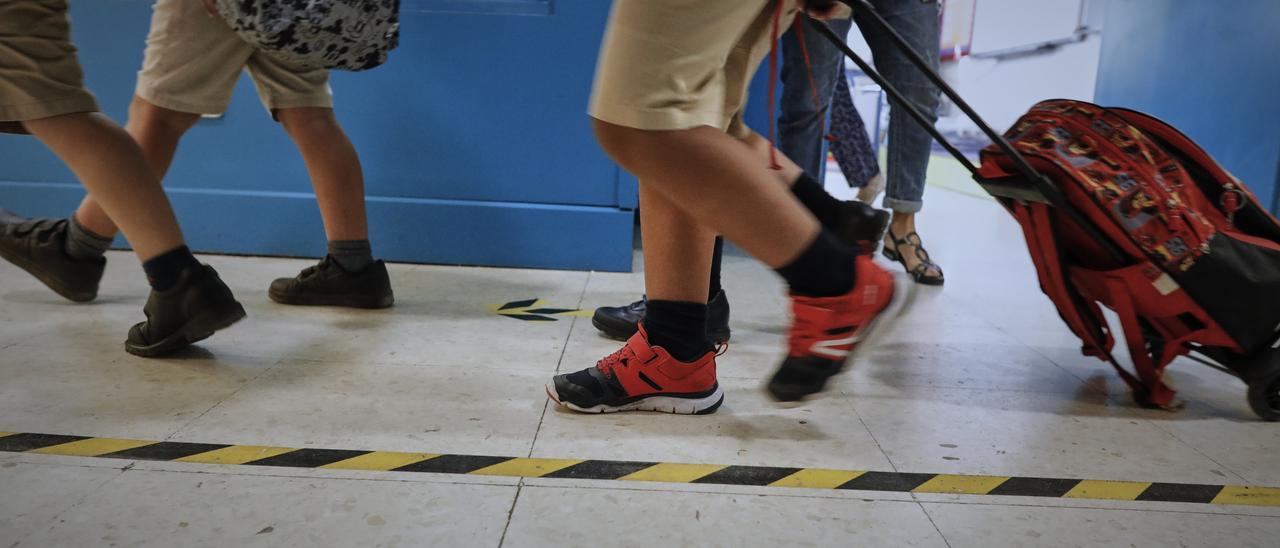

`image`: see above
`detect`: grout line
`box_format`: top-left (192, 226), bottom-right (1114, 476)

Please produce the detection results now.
top-left (1016, 333), bottom-right (1255, 486)
top-left (1138, 421), bottom-right (1254, 486)
top-left (523, 270), bottom-right (590, 462)
top-left (10, 463), bottom-right (133, 548)
top-left (838, 389), bottom-right (899, 473)
top-left (839, 386), bottom-right (962, 544)
top-left (916, 502), bottom-right (956, 548)
top-left (159, 357), bottom-right (288, 444)
top-left (496, 481), bottom-right (524, 548)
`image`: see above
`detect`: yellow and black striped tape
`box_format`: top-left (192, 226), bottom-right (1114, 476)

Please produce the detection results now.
top-left (2, 431), bottom-right (1277, 508)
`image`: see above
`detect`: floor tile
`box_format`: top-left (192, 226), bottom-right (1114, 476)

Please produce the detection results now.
top-left (922, 501), bottom-right (1280, 548)
top-left (503, 485), bottom-right (948, 548)
top-left (843, 382), bottom-right (1238, 484)
top-left (171, 359), bottom-right (550, 457)
top-left (533, 376), bottom-right (894, 471)
top-left (17, 467), bottom-right (515, 548)
top-left (0, 461), bottom-right (123, 545)
top-left (0, 343), bottom-right (276, 440)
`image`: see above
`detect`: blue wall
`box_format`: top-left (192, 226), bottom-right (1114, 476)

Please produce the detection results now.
top-left (0, 1), bottom-right (637, 271)
top-left (1094, 0), bottom-right (1280, 213)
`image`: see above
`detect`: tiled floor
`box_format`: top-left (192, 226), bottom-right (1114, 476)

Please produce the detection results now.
top-left (2, 185), bottom-right (1279, 547)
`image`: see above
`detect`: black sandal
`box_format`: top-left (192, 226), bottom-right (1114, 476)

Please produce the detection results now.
top-left (882, 230), bottom-right (945, 286)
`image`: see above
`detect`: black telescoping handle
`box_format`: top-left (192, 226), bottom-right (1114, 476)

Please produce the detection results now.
top-left (817, 0), bottom-right (1065, 205)
top-left (817, 0), bottom-right (1130, 263)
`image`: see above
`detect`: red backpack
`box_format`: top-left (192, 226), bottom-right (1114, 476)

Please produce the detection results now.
top-left (979, 100), bottom-right (1280, 413)
top-left (815, 1), bottom-right (1280, 419)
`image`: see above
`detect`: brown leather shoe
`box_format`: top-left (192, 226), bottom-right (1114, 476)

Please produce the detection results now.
top-left (126, 264), bottom-right (246, 357)
top-left (0, 212), bottom-right (104, 302)
top-left (268, 256), bottom-right (394, 309)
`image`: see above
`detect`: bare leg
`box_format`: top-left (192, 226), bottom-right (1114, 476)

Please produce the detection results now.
top-left (595, 121), bottom-right (819, 270)
top-left (24, 112), bottom-right (185, 261)
top-left (742, 132), bottom-right (805, 187)
top-left (72, 96), bottom-right (201, 239)
top-left (277, 107), bottom-right (369, 242)
top-left (638, 184), bottom-right (715, 303)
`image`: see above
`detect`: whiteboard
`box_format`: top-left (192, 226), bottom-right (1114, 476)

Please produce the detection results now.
top-left (969, 0), bottom-right (1085, 55)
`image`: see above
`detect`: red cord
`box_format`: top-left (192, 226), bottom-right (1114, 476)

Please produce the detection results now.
top-left (768, 8), bottom-right (831, 169)
top-left (795, 15), bottom-right (838, 145)
top-left (794, 17), bottom-right (823, 112)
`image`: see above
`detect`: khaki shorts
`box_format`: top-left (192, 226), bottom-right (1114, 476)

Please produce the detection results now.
top-left (589, 0), bottom-right (799, 139)
top-left (0, 0), bottom-right (99, 134)
top-left (135, 0), bottom-right (332, 116)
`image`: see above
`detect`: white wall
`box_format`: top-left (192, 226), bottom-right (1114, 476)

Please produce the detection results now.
top-left (845, 0), bottom-right (1107, 139)
top-left (940, 0), bottom-right (1105, 135)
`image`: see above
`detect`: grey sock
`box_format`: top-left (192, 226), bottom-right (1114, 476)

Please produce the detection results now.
top-left (64, 216), bottom-right (113, 261)
top-left (328, 239), bottom-right (374, 272)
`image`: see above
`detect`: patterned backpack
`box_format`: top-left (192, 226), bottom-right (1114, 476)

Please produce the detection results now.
top-left (214, 0), bottom-right (401, 71)
top-left (980, 100), bottom-right (1280, 414)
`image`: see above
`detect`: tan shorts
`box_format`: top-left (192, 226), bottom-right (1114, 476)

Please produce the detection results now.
top-left (135, 0), bottom-right (332, 116)
top-left (589, 0), bottom-right (799, 139)
top-left (0, 0), bottom-right (99, 134)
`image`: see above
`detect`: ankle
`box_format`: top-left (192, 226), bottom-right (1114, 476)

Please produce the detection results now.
top-left (889, 215), bottom-right (915, 235)
top-left (776, 230), bottom-right (857, 297)
top-left (328, 239), bottom-right (374, 273)
top-left (643, 300), bottom-right (712, 362)
top-left (142, 245), bottom-right (200, 291)
top-left (64, 215), bottom-right (114, 261)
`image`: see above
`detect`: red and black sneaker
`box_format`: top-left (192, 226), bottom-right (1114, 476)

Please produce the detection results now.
top-left (547, 326), bottom-right (724, 414)
top-left (767, 255), bottom-right (899, 402)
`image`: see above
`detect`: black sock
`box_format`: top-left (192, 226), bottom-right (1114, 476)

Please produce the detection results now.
top-left (775, 230), bottom-right (857, 297)
top-left (328, 239), bottom-right (374, 273)
top-left (708, 237), bottom-right (724, 300)
top-left (790, 173), bottom-right (845, 229)
top-left (643, 300), bottom-right (713, 362)
top-left (142, 246), bottom-right (200, 292)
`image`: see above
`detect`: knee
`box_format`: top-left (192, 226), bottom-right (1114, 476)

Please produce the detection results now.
top-left (128, 97), bottom-right (199, 137)
top-left (277, 107), bottom-right (340, 137)
top-left (593, 118), bottom-right (721, 173)
top-left (592, 118), bottom-right (649, 168)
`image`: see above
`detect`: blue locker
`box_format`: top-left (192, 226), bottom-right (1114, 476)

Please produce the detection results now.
top-left (0, 1), bottom-right (638, 271)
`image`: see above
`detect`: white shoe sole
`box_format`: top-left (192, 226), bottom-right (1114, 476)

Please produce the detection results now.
top-left (545, 384), bottom-right (725, 415)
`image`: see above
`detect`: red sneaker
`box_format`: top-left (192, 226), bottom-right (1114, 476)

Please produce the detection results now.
top-left (546, 326), bottom-right (724, 414)
top-left (767, 255), bottom-right (898, 401)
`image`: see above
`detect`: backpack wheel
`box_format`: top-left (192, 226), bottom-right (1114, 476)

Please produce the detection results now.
top-left (1246, 351), bottom-right (1280, 421)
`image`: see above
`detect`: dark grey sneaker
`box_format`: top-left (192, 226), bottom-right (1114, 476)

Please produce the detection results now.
top-left (0, 212), bottom-right (105, 302)
top-left (592, 289), bottom-right (731, 344)
top-left (268, 256), bottom-right (394, 309)
top-left (126, 264), bottom-right (246, 357)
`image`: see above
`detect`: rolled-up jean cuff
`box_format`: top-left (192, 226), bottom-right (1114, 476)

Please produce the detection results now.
top-left (882, 196), bottom-right (923, 214)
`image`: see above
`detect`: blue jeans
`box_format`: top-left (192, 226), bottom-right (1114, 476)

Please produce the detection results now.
top-left (778, 16), bottom-right (848, 181)
top-left (780, 3), bottom-right (942, 213)
top-left (854, 0), bottom-right (942, 213)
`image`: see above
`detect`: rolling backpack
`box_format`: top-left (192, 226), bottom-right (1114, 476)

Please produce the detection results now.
top-left (980, 100), bottom-right (1280, 416)
top-left (814, 0), bottom-right (1280, 419)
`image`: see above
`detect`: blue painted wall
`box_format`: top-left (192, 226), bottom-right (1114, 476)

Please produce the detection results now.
top-left (1094, 0), bottom-right (1280, 213)
top-left (0, 1), bottom-right (636, 271)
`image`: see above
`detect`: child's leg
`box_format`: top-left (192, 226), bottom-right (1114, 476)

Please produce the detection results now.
top-left (597, 122), bottom-right (818, 269)
top-left (634, 185), bottom-right (718, 361)
top-left (23, 113), bottom-right (184, 261)
top-left (550, 0), bottom-right (899, 414)
top-left (247, 49), bottom-right (392, 301)
top-left (72, 96), bottom-right (203, 239)
top-left (275, 107), bottom-right (369, 243)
